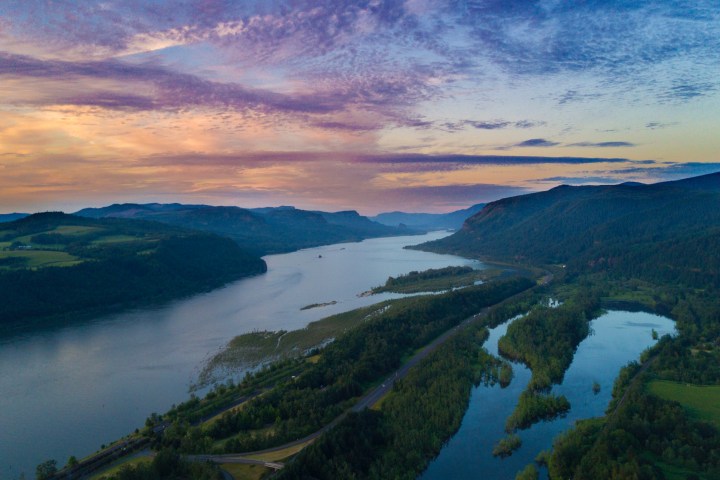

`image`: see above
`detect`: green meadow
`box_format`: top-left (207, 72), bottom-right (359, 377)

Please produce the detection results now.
top-left (648, 380), bottom-right (720, 429)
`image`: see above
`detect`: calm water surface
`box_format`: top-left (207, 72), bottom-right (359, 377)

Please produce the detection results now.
top-left (421, 310), bottom-right (676, 480)
top-left (0, 232), bottom-right (480, 479)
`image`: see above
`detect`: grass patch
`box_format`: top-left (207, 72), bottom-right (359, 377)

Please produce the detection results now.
top-left (92, 235), bottom-right (140, 244)
top-left (221, 463), bottom-right (270, 480)
top-left (202, 399), bottom-right (252, 427)
top-left (245, 440), bottom-right (313, 462)
top-left (0, 249), bottom-right (82, 268)
top-left (88, 455), bottom-right (152, 480)
top-left (371, 392), bottom-right (390, 411)
top-left (211, 425), bottom-right (276, 452)
top-left (52, 225), bottom-right (105, 235)
top-left (12, 225), bottom-right (105, 244)
top-left (647, 380), bottom-right (720, 428)
top-left (656, 460), bottom-right (712, 480)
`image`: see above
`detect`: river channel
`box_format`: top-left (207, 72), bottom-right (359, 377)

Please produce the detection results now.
top-left (0, 231), bottom-right (482, 479)
top-left (420, 309), bottom-right (676, 480)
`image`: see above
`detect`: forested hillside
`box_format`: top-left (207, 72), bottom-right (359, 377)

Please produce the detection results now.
top-left (76, 203), bottom-right (411, 255)
top-left (419, 173), bottom-right (720, 269)
top-left (0, 213), bottom-right (266, 332)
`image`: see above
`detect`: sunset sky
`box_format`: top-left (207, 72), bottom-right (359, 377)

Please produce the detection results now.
top-left (1, 0), bottom-right (719, 214)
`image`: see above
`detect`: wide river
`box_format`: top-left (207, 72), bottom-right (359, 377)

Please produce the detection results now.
top-left (0, 231), bottom-right (481, 479)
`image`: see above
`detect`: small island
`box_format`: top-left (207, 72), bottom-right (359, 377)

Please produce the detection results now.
top-left (370, 265), bottom-right (492, 294)
top-left (492, 434), bottom-right (522, 458)
top-left (300, 301), bottom-right (337, 310)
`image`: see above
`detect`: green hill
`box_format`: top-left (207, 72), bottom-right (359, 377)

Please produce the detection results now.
top-left (417, 172), bottom-right (720, 286)
top-left (76, 204), bottom-right (412, 255)
top-left (0, 212), bottom-right (266, 332)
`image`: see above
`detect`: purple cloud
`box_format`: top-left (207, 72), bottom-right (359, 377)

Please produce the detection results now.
top-left (441, 119), bottom-right (545, 132)
top-left (567, 141), bottom-right (636, 148)
top-left (538, 176), bottom-right (624, 185)
top-left (140, 152), bottom-right (641, 169)
top-left (645, 121), bottom-right (678, 129)
top-left (514, 138), bottom-right (560, 148)
top-left (0, 52), bottom-right (411, 117)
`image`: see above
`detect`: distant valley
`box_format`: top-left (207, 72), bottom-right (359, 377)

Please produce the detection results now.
top-left (0, 212), bottom-right (29, 223)
top-left (371, 203), bottom-right (485, 231)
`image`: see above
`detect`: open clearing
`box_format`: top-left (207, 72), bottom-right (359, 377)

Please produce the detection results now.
top-left (0, 250), bottom-right (81, 268)
top-left (88, 455), bottom-right (152, 480)
top-left (647, 380), bottom-right (720, 428)
top-left (244, 440), bottom-right (313, 462)
top-left (221, 463), bottom-right (269, 480)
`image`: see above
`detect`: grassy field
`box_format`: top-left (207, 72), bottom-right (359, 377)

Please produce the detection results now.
top-left (245, 440), bottom-right (313, 462)
top-left (88, 455), bottom-right (152, 480)
top-left (0, 220), bottom-right (153, 272)
top-left (643, 454), bottom-right (714, 480)
top-left (221, 463), bottom-right (269, 480)
top-left (647, 380), bottom-right (720, 428)
top-left (202, 397), bottom-right (254, 427)
top-left (52, 225), bottom-right (104, 235)
top-left (0, 249), bottom-right (81, 268)
top-left (92, 234), bottom-right (141, 244)
top-left (211, 425), bottom-right (277, 452)
top-left (13, 225), bottom-right (104, 243)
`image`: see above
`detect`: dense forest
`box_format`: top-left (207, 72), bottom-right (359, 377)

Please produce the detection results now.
top-left (498, 290), bottom-right (600, 391)
top-left (276, 290), bottom-right (539, 480)
top-left (0, 212), bottom-right (266, 332)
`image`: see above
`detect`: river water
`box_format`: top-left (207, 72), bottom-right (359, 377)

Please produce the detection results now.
top-left (420, 310), bottom-right (676, 480)
top-left (0, 231), bottom-right (482, 479)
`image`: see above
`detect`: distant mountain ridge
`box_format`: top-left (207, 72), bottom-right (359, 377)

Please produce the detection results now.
top-left (417, 172), bottom-right (720, 283)
top-left (0, 213), bottom-right (29, 223)
top-left (371, 203), bottom-right (485, 231)
top-left (76, 203), bottom-right (412, 255)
